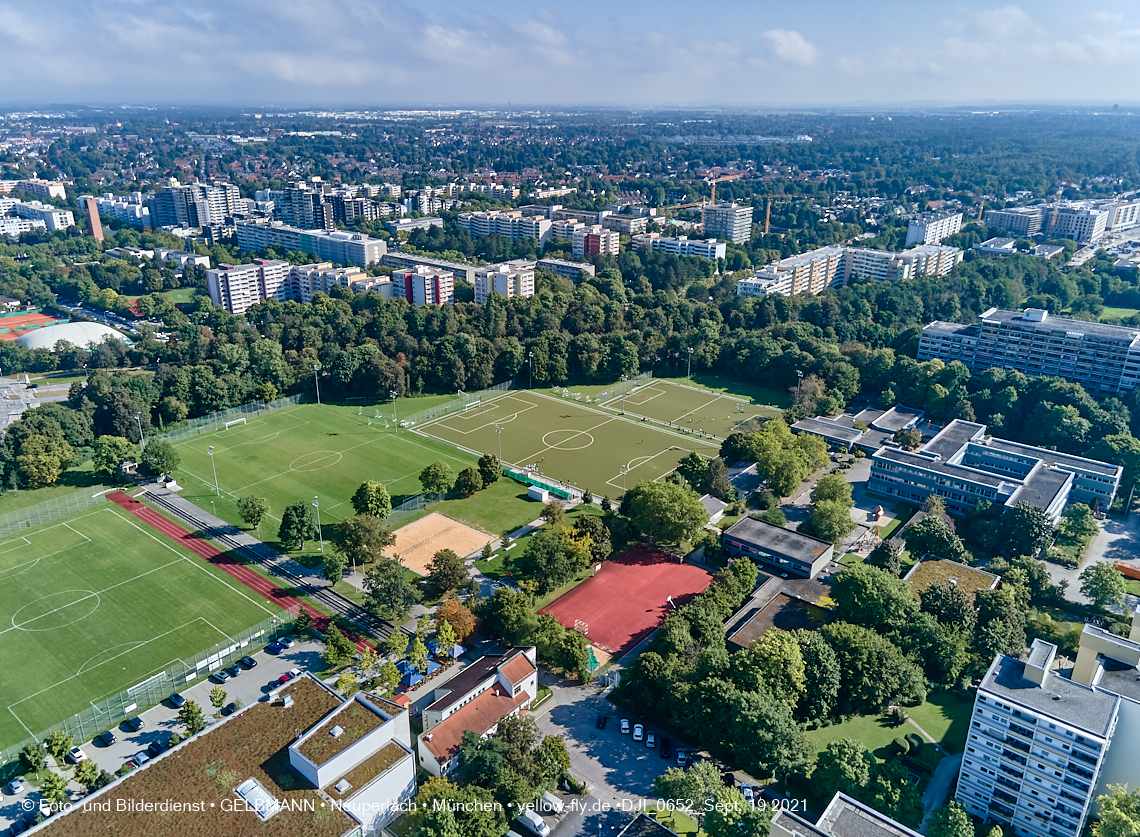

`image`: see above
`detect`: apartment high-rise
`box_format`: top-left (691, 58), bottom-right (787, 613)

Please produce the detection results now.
top-left (392, 266), bottom-right (455, 306)
top-left (458, 210), bottom-right (552, 243)
top-left (918, 307), bottom-right (1140, 394)
top-left (631, 234), bottom-right (726, 260)
top-left (206, 259), bottom-right (291, 315)
top-left (572, 225), bottom-right (619, 258)
top-left (474, 260), bottom-right (536, 304)
top-left (956, 639), bottom-right (1118, 837)
top-left (701, 202), bottom-right (753, 244)
top-left (905, 210), bottom-right (963, 246)
top-left (149, 181), bottom-right (240, 228)
top-left (235, 221), bottom-right (386, 267)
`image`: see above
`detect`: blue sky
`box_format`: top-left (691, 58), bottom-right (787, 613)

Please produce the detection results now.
top-left (1, 0), bottom-right (1138, 106)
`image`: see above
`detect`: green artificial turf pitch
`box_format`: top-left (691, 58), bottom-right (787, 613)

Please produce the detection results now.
top-left (598, 379), bottom-right (776, 439)
top-left (0, 504), bottom-right (274, 748)
top-left (172, 402), bottom-right (478, 530)
top-left (418, 390), bottom-right (721, 497)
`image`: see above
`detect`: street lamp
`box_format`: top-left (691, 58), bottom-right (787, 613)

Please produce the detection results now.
top-left (390, 390), bottom-right (398, 431)
top-left (621, 466), bottom-right (628, 496)
top-left (796, 369), bottom-right (804, 401)
top-left (207, 445), bottom-right (219, 496)
top-left (134, 411), bottom-right (145, 447)
top-left (619, 375), bottom-right (628, 415)
top-left (495, 425), bottom-right (503, 465)
top-left (312, 495), bottom-right (324, 553)
top-left (686, 347), bottom-right (694, 379)
top-left (313, 363), bottom-right (322, 405)
top-left (527, 351), bottom-right (534, 390)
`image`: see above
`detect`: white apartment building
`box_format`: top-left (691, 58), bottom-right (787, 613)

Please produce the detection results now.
top-left (206, 259), bottom-right (291, 315)
top-left (905, 210), bottom-right (963, 246)
top-left (0, 179), bottom-right (68, 200)
top-left (458, 210), bottom-right (552, 243)
top-left (632, 234), bottom-right (726, 260)
top-left (701, 202), bottom-right (753, 244)
top-left (572, 225), bottom-right (620, 258)
top-left (985, 206), bottom-right (1046, 237)
top-left (474, 260), bottom-right (536, 304)
top-left (235, 221), bottom-right (386, 267)
top-left (745, 246), bottom-right (846, 296)
top-left (985, 199), bottom-right (1140, 244)
top-left (88, 194), bottom-right (151, 228)
top-left (9, 201), bottom-right (74, 232)
top-left (551, 219), bottom-right (584, 239)
top-left (392, 266), bottom-right (455, 306)
top-left (291, 263), bottom-right (370, 303)
top-left (0, 218), bottom-right (46, 236)
top-left (537, 258), bottom-right (596, 280)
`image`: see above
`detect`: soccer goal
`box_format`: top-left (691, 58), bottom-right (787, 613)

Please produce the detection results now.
top-left (573, 619), bottom-right (589, 636)
top-left (224, 417), bottom-right (247, 430)
top-left (463, 399), bottom-right (482, 412)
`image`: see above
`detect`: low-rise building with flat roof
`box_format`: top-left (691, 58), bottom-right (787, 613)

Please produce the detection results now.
top-left (904, 558), bottom-right (1000, 599)
top-left (773, 792), bottom-right (923, 837)
top-left (721, 517), bottom-right (834, 578)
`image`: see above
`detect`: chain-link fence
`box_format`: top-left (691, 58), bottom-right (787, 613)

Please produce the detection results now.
top-left (154, 394), bottom-right (304, 443)
top-left (387, 492), bottom-right (440, 527)
top-left (592, 371), bottom-right (653, 405)
top-left (0, 609), bottom-right (297, 777)
top-left (399, 380), bottom-right (513, 428)
top-left (0, 486), bottom-right (108, 538)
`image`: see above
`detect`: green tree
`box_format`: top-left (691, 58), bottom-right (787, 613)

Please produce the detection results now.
top-left (542, 499), bottom-right (566, 528)
top-left (337, 514), bottom-right (396, 568)
top-left (178, 700), bottom-right (207, 735)
top-left (74, 758), bottom-right (101, 793)
top-left (627, 480), bottom-right (709, 546)
top-left (323, 624), bottom-right (356, 666)
top-left (419, 461), bottom-right (456, 495)
top-left (866, 539), bottom-right (903, 576)
top-left (479, 586), bottom-right (537, 645)
top-left (793, 629), bottom-right (841, 725)
top-left (904, 516), bottom-right (970, 563)
top-left (513, 529), bottom-right (591, 593)
top-left (812, 474), bottom-right (854, 506)
top-left (1000, 502), bottom-right (1055, 557)
top-left (91, 435), bottom-right (137, 475)
top-left (572, 514), bottom-right (613, 562)
top-left (427, 548), bottom-right (468, 596)
top-left (455, 467), bottom-right (484, 497)
top-left (40, 771), bottom-right (69, 805)
top-left (237, 495), bottom-right (271, 533)
top-left (437, 599), bottom-right (477, 642)
top-left (46, 730), bottom-right (74, 764)
top-left (386, 629), bottom-right (409, 658)
top-left (364, 557), bottom-right (421, 622)
top-left (322, 551), bottom-right (349, 582)
top-left (758, 508), bottom-right (787, 526)
top-left (831, 563), bottom-right (920, 631)
top-left (1060, 503), bottom-right (1099, 540)
top-left (375, 660), bottom-right (401, 693)
top-left (351, 480), bottom-right (393, 519)
top-left (409, 636), bottom-right (430, 673)
top-left (705, 786), bottom-right (772, 837)
top-left (20, 742), bottom-right (46, 772)
top-left (801, 499), bottom-right (857, 544)
top-left (477, 453), bottom-right (501, 485)
top-left (278, 500), bottom-right (318, 550)
top-left (140, 440), bottom-right (180, 475)
top-left (1094, 784), bottom-right (1140, 837)
top-left (295, 607), bottom-right (312, 633)
top-left (336, 672), bottom-right (358, 695)
top-left (735, 630), bottom-right (806, 706)
top-left (1080, 562), bottom-right (1127, 608)
top-left (920, 581), bottom-right (977, 632)
top-left (435, 617), bottom-right (458, 651)
top-left (894, 427), bottom-right (923, 450)
top-left (820, 622), bottom-right (927, 714)
top-left (655, 760), bottom-right (725, 822)
top-left (730, 687), bottom-right (811, 780)
top-left (813, 738), bottom-right (874, 800)
top-left (926, 802), bottom-right (976, 837)
top-left (209, 685), bottom-right (227, 709)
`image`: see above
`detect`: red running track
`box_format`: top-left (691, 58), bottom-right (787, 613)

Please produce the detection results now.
top-left (539, 545), bottom-right (713, 657)
top-left (108, 491), bottom-right (373, 653)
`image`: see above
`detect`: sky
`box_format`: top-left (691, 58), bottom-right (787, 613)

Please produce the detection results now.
top-left (2, 0), bottom-right (1139, 107)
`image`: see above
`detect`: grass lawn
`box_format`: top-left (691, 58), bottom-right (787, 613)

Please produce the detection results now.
top-left (0, 503), bottom-right (275, 749)
top-left (167, 402), bottom-right (540, 554)
top-left (657, 373), bottom-right (792, 410)
top-left (124, 288), bottom-right (199, 305)
top-left (907, 691), bottom-right (975, 753)
top-left (1098, 305), bottom-right (1140, 322)
top-left (476, 504), bottom-right (607, 588)
top-left (879, 503), bottom-right (918, 540)
top-left (648, 807), bottom-right (703, 837)
top-left (0, 462), bottom-right (130, 517)
top-left (1050, 530), bottom-right (1094, 566)
top-left (596, 380), bottom-right (778, 439)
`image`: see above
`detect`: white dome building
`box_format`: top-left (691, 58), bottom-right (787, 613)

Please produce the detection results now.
top-left (15, 322), bottom-right (131, 351)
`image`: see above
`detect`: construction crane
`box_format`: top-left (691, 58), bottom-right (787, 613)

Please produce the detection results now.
top-left (707, 174), bottom-right (740, 204)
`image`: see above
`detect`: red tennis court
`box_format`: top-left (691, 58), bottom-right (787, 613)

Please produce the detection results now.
top-left (539, 546), bottom-right (713, 657)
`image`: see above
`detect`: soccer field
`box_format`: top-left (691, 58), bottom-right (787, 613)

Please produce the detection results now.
top-left (418, 391), bottom-right (721, 497)
top-left (0, 504), bottom-right (274, 749)
top-left (172, 403), bottom-right (477, 530)
top-left (598, 380), bottom-right (776, 439)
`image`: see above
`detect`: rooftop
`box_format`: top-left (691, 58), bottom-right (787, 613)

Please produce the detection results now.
top-left (295, 696), bottom-right (389, 765)
top-left (499, 653), bottom-right (536, 686)
top-left (790, 417), bottom-right (864, 443)
top-left (723, 517), bottom-right (834, 564)
top-left (726, 592), bottom-right (831, 650)
top-left (980, 653), bottom-right (1119, 738)
top-left (424, 648), bottom-right (530, 714)
top-left (872, 405), bottom-right (924, 433)
top-left (978, 307), bottom-right (1140, 341)
top-left (328, 740), bottom-right (409, 801)
top-left (904, 559), bottom-right (1000, 599)
top-left (617, 814), bottom-right (684, 837)
top-left (43, 676), bottom-right (357, 837)
top-left (1010, 465), bottom-right (1072, 510)
top-left (817, 792), bottom-right (924, 837)
top-left (874, 447), bottom-right (1007, 489)
top-left (421, 686), bottom-right (530, 764)
top-left (984, 437), bottom-right (1123, 478)
top-left (922, 420), bottom-right (986, 460)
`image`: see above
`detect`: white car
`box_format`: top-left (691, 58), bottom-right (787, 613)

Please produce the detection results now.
top-left (633, 724), bottom-right (644, 741)
top-left (741, 784), bottom-right (754, 803)
top-left (5, 778), bottom-right (24, 795)
top-left (620, 719), bottom-right (630, 734)
top-left (38, 799), bottom-right (52, 818)
top-left (65, 746), bottom-right (87, 764)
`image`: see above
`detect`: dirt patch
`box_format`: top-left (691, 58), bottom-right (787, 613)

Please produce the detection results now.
top-left (385, 513), bottom-right (492, 576)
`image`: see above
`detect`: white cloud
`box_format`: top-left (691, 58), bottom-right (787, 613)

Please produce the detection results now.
top-left (974, 5), bottom-right (1039, 39)
top-left (762, 29), bottom-right (817, 66)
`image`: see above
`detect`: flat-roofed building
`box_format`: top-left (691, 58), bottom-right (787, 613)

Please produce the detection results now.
top-left (392, 265), bottom-right (455, 306)
top-left (905, 210), bottom-right (963, 246)
top-left (474, 260), bottom-right (536, 304)
top-left (721, 517), bottom-right (834, 579)
top-left (572, 225), bottom-right (619, 258)
top-left (701, 202), bottom-right (753, 244)
top-left (207, 259), bottom-right (291, 314)
top-left (385, 216), bottom-right (443, 235)
top-left (537, 258), bottom-right (596, 281)
top-left (381, 252), bottom-right (476, 284)
top-left (773, 792), bottom-right (924, 837)
top-left (632, 234), bottom-right (726, 260)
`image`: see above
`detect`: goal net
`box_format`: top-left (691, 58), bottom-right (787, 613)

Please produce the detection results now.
top-left (224, 417), bottom-right (247, 429)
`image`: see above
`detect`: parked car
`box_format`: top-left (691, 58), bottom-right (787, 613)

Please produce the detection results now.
top-left (5, 778), bottom-right (24, 795)
top-left (278, 636), bottom-right (295, 649)
top-left (632, 724), bottom-right (644, 741)
top-left (225, 664), bottom-right (242, 678)
top-left (221, 702), bottom-right (238, 716)
top-left (212, 669), bottom-right (231, 683)
top-left (147, 741), bottom-right (166, 758)
top-left (169, 693), bottom-right (186, 708)
top-left (660, 738), bottom-right (672, 759)
top-left (676, 750), bottom-right (688, 767)
top-left (515, 809), bottom-right (551, 837)
top-left (596, 714), bottom-right (607, 729)
top-left (266, 642), bottom-right (284, 655)
top-left (133, 751), bottom-right (152, 766)
top-left (620, 719), bottom-right (630, 734)
top-left (646, 731), bottom-right (656, 748)
top-left (741, 785), bottom-right (754, 803)
top-left (9, 817), bottom-right (29, 835)
top-left (37, 799), bottom-right (52, 819)
top-left (123, 716), bottom-right (144, 732)
top-left (65, 746), bottom-right (87, 764)
top-left (240, 656), bottom-right (258, 669)
top-left (94, 731), bottom-right (116, 747)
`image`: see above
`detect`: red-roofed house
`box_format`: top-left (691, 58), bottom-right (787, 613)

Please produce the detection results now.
top-left (417, 647), bottom-right (538, 776)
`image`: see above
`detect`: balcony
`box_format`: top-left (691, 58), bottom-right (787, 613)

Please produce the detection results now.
top-left (1068, 765), bottom-right (1094, 781)
top-left (995, 776), bottom-right (1021, 792)
top-left (993, 789), bottom-right (1018, 805)
top-left (1063, 777), bottom-right (1090, 793)
top-left (1059, 791), bottom-right (1085, 806)
top-left (1000, 765), bottom-right (1025, 780)
top-left (1003, 750), bottom-right (1029, 766)
top-left (1005, 736), bottom-right (1031, 753)
top-left (1069, 749), bottom-right (1098, 767)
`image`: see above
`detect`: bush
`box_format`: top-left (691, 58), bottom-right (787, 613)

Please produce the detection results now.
top-left (905, 733), bottom-right (924, 751)
top-left (893, 737), bottom-right (910, 755)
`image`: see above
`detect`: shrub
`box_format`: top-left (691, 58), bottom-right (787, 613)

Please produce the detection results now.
top-left (893, 737), bottom-right (910, 755)
top-left (905, 733), bottom-right (924, 751)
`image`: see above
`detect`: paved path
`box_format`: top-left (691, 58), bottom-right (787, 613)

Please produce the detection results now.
top-left (920, 753), bottom-right (963, 832)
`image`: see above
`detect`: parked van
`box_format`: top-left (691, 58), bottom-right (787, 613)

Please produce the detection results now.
top-left (516, 809), bottom-right (551, 837)
top-left (540, 792), bottom-right (564, 815)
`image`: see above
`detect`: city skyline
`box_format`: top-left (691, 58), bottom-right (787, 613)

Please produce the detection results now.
top-left (2, 1), bottom-right (1140, 107)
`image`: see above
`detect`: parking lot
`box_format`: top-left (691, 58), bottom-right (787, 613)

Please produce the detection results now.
top-left (0, 638), bottom-right (324, 833)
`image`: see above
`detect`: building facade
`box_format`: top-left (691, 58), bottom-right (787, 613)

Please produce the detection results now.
top-left (9, 201), bottom-right (74, 232)
top-left (918, 307), bottom-right (1140, 394)
top-left (701, 202), bottom-right (753, 244)
top-left (632, 234), bottom-right (726, 260)
top-left (235, 220), bottom-right (386, 267)
top-left (721, 517), bottom-right (834, 578)
top-left (572, 225), bottom-right (620, 258)
top-left (474, 260), bottom-right (536, 304)
top-left (392, 266), bottom-right (455, 306)
top-left (905, 210), bottom-right (963, 246)
top-left (536, 258), bottom-right (596, 280)
top-left (458, 210), bottom-right (552, 243)
top-left (381, 252), bottom-right (476, 285)
top-left (207, 260), bottom-right (291, 315)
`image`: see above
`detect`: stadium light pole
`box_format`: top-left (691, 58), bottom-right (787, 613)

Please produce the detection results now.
top-left (134, 411), bottom-right (146, 447)
top-left (390, 390), bottom-right (398, 432)
top-left (619, 375), bottom-right (628, 415)
top-left (495, 425), bottom-right (503, 464)
top-left (621, 466), bottom-right (628, 496)
top-left (527, 351), bottom-right (534, 389)
top-left (313, 363), bottom-right (322, 405)
top-left (686, 347), bottom-right (694, 379)
top-left (207, 445), bottom-right (219, 496)
top-left (313, 495), bottom-right (324, 553)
